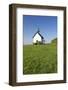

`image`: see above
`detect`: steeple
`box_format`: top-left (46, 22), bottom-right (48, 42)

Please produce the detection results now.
top-left (37, 27), bottom-right (40, 33)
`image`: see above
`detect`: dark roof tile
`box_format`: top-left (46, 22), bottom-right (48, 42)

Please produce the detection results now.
top-left (33, 31), bottom-right (44, 39)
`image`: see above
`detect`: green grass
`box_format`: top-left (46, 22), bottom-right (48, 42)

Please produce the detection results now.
top-left (23, 41), bottom-right (57, 74)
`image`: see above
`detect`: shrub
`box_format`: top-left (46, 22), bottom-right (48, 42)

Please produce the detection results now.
top-left (33, 41), bottom-right (43, 45)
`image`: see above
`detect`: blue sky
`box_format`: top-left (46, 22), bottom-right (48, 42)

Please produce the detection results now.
top-left (23, 15), bottom-right (57, 44)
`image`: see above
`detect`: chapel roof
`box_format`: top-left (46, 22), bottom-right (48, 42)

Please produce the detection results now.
top-left (33, 28), bottom-right (44, 39)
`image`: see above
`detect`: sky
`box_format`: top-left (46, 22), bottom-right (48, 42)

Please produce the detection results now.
top-left (23, 15), bottom-right (57, 45)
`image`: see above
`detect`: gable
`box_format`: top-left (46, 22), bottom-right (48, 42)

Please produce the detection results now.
top-left (33, 33), bottom-right (42, 39)
top-left (33, 33), bottom-right (42, 43)
top-left (33, 31), bottom-right (44, 39)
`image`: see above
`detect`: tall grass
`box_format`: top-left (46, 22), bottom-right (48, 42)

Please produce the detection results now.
top-left (23, 42), bottom-right (57, 74)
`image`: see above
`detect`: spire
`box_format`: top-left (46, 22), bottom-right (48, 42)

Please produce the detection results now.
top-left (37, 27), bottom-right (40, 33)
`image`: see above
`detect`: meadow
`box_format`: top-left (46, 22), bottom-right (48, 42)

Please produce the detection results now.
top-left (23, 39), bottom-right (57, 74)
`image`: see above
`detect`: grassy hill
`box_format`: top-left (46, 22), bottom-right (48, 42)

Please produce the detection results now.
top-left (23, 39), bottom-right (57, 74)
top-left (51, 38), bottom-right (57, 43)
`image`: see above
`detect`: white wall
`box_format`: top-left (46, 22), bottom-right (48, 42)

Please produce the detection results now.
top-left (0, 0), bottom-right (68, 90)
top-left (33, 33), bottom-right (42, 43)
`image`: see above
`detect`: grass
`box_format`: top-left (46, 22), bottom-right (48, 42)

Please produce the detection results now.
top-left (23, 41), bottom-right (57, 74)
